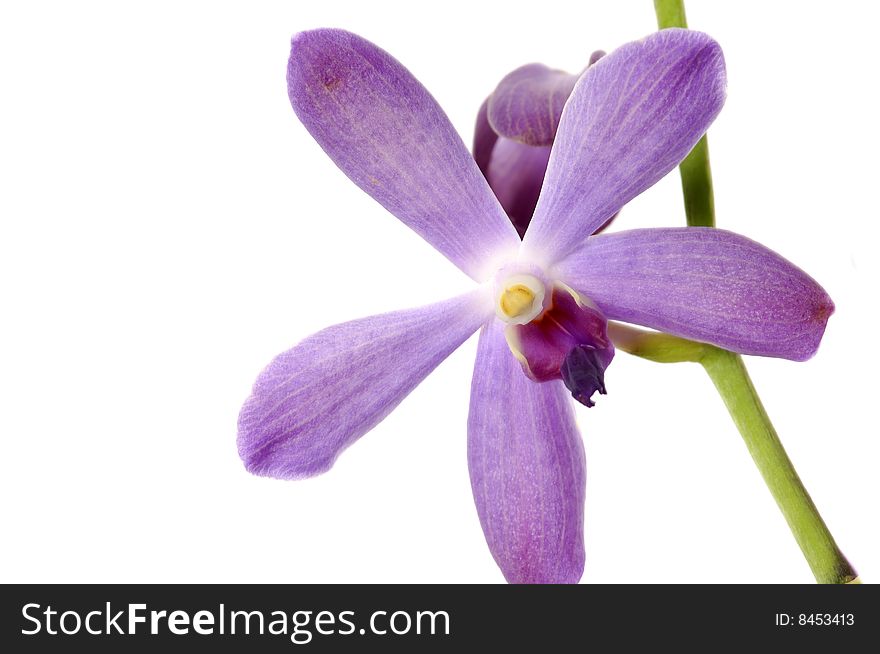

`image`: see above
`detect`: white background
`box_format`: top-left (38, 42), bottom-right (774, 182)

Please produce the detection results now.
top-left (1, 0), bottom-right (877, 584)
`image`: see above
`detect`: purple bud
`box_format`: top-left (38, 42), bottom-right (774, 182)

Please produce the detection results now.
top-left (588, 49), bottom-right (606, 66)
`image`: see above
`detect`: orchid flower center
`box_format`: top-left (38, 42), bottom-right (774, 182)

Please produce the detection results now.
top-left (494, 273), bottom-right (547, 325)
top-left (493, 264), bottom-right (616, 408)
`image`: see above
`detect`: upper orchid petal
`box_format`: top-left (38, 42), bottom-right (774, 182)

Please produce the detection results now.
top-left (523, 29), bottom-right (727, 265)
top-left (555, 228), bottom-right (834, 361)
top-left (287, 29), bottom-right (519, 281)
top-left (238, 290), bottom-right (492, 479)
top-left (468, 320), bottom-right (586, 584)
top-left (486, 63), bottom-right (579, 147)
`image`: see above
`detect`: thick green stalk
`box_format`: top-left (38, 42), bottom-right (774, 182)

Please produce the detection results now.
top-left (611, 324), bottom-right (858, 583)
top-left (653, 0), bottom-right (688, 29)
top-left (649, 0), bottom-right (857, 582)
top-left (701, 350), bottom-right (857, 584)
top-left (677, 137), bottom-right (716, 227)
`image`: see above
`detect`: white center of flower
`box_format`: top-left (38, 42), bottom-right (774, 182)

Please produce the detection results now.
top-left (494, 273), bottom-right (547, 325)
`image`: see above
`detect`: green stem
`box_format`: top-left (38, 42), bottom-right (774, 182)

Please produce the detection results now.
top-left (608, 322), bottom-right (707, 364)
top-left (653, 0), bottom-right (688, 29)
top-left (611, 324), bottom-right (858, 583)
top-left (677, 137), bottom-right (715, 227)
top-left (649, 0), bottom-right (857, 582)
top-left (702, 350), bottom-right (857, 584)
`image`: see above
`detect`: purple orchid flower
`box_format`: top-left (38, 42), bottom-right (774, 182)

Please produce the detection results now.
top-left (238, 28), bottom-right (834, 583)
top-left (475, 50), bottom-right (606, 237)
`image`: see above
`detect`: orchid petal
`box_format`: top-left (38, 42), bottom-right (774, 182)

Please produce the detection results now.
top-left (523, 29), bottom-right (727, 264)
top-left (287, 29), bottom-right (519, 281)
top-left (468, 320), bottom-right (586, 583)
top-left (486, 138), bottom-right (552, 237)
top-left (487, 64), bottom-right (578, 147)
top-left (473, 98), bottom-right (499, 175)
top-left (555, 228), bottom-right (834, 361)
top-left (239, 290), bottom-right (492, 479)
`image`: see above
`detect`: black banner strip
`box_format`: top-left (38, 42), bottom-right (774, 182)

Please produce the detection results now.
top-left (1, 584), bottom-right (876, 651)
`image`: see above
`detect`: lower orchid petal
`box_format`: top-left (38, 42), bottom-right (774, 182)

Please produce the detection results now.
top-left (468, 320), bottom-right (586, 584)
top-left (555, 228), bottom-right (835, 361)
top-left (486, 137), bottom-right (552, 237)
top-left (239, 290), bottom-right (492, 479)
